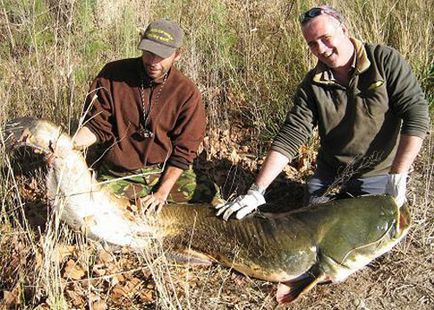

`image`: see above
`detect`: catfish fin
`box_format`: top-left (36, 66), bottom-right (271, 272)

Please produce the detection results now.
top-left (167, 248), bottom-right (214, 266)
top-left (276, 267), bottom-right (325, 304)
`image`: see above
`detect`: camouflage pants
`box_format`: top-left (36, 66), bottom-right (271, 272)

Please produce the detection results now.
top-left (97, 164), bottom-right (221, 205)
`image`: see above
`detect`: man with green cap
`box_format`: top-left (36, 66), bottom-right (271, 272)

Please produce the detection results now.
top-left (74, 19), bottom-right (217, 213)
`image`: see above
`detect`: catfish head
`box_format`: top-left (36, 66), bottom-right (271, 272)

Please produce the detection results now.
top-left (276, 195), bottom-right (412, 304)
top-left (4, 117), bottom-right (73, 156)
top-left (314, 196), bottom-right (413, 288)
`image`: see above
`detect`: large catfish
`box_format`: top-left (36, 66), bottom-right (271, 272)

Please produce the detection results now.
top-left (4, 117), bottom-right (411, 303)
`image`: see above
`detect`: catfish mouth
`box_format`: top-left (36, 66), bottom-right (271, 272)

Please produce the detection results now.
top-left (385, 203), bottom-right (411, 241)
top-left (398, 204), bottom-right (411, 233)
top-left (5, 130), bottom-right (53, 155)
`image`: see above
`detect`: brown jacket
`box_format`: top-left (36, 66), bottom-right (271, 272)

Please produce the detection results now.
top-left (83, 57), bottom-right (205, 172)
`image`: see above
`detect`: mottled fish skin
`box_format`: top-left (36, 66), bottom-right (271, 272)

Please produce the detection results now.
top-left (4, 117), bottom-right (411, 302)
top-left (154, 195), bottom-right (410, 283)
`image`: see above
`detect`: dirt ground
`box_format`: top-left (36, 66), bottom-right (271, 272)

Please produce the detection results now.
top-left (1, 132), bottom-right (433, 310)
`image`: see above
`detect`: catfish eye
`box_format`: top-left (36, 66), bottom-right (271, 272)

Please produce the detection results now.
top-left (48, 140), bottom-right (55, 153)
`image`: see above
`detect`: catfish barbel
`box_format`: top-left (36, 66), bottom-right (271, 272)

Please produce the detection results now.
top-left (3, 117), bottom-right (411, 303)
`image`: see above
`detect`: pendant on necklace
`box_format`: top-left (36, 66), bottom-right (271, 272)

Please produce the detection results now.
top-left (137, 127), bottom-right (154, 139)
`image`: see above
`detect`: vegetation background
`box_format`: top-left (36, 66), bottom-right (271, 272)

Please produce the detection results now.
top-left (0, 0), bottom-right (432, 309)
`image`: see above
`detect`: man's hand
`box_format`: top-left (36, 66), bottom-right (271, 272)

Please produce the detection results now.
top-left (215, 185), bottom-right (265, 221)
top-left (137, 165), bottom-right (182, 217)
top-left (73, 126), bottom-right (97, 150)
top-left (385, 173), bottom-right (408, 207)
top-left (139, 192), bottom-right (167, 215)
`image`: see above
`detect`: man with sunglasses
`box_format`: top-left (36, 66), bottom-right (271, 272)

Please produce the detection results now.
top-left (216, 6), bottom-right (429, 221)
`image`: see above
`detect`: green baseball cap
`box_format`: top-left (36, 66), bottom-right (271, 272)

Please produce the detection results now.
top-left (138, 19), bottom-right (184, 58)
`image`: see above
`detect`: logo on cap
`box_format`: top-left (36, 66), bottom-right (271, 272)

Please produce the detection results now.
top-left (146, 28), bottom-right (174, 45)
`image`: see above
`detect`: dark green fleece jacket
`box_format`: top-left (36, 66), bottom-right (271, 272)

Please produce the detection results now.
top-left (272, 38), bottom-right (429, 177)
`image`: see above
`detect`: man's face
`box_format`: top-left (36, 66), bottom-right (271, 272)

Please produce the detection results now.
top-left (301, 15), bottom-right (353, 69)
top-left (141, 50), bottom-right (181, 80)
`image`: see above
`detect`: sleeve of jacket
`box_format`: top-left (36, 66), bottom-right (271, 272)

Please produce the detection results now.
top-left (82, 65), bottom-right (115, 144)
top-left (382, 46), bottom-right (430, 137)
top-left (167, 88), bottom-right (205, 170)
top-left (271, 79), bottom-right (317, 160)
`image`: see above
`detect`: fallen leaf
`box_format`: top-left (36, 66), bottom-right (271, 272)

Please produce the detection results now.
top-left (139, 288), bottom-right (154, 302)
top-left (230, 148), bottom-right (240, 163)
top-left (3, 285), bottom-right (21, 307)
top-left (65, 289), bottom-right (85, 307)
top-left (97, 249), bottom-right (113, 265)
top-left (111, 285), bottom-right (127, 302)
top-left (92, 300), bottom-right (108, 310)
top-left (52, 245), bottom-right (76, 263)
top-left (92, 264), bottom-right (106, 276)
top-left (115, 273), bottom-right (125, 283)
top-left (63, 259), bottom-right (85, 280)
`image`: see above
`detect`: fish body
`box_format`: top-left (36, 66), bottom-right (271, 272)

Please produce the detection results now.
top-left (4, 117), bottom-right (411, 302)
top-left (158, 197), bottom-right (410, 284)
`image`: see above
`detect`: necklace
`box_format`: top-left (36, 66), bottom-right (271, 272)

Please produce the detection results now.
top-left (137, 73), bottom-right (168, 139)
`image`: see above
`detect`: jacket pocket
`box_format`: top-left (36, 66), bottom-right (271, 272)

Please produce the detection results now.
top-left (359, 83), bottom-right (389, 117)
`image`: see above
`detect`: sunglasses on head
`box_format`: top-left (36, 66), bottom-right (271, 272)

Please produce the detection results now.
top-left (299, 7), bottom-right (341, 24)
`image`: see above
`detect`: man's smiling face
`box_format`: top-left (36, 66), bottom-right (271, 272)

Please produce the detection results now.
top-left (301, 14), bottom-right (353, 70)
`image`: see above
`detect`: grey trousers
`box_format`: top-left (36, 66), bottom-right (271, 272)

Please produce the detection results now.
top-left (304, 169), bottom-right (390, 206)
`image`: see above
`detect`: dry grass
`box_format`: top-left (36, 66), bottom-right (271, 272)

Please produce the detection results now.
top-left (0, 0), bottom-right (433, 309)
top-left (1, 133), bottom-right (433, 309)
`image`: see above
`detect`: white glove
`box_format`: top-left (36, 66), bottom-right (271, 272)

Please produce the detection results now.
top-left (215, 185), bottom-right (266, 221)
top-left (385, 173), bottom-right (408, 207)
